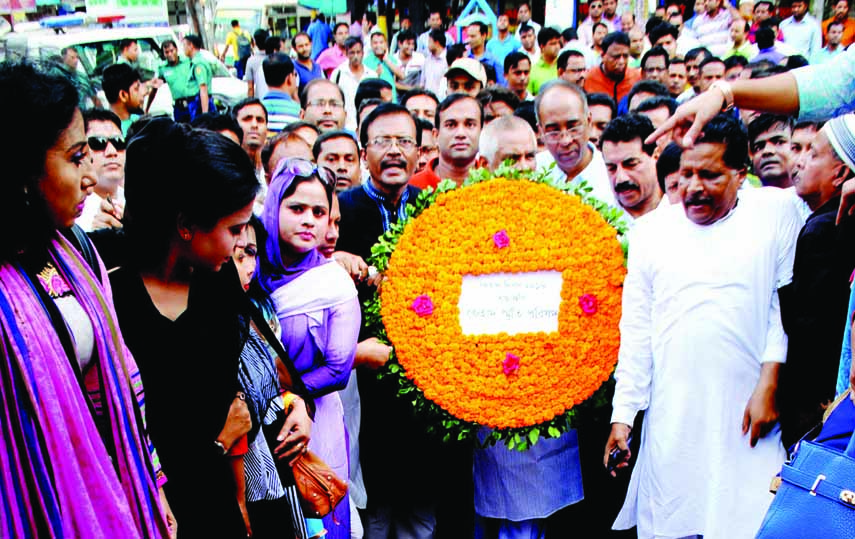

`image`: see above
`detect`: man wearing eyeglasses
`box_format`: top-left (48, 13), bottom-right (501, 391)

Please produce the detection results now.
top-left (77, 109), bottom-right (126, 232)
top-left (300, 79), bottom-right (347, 133)
top-left (534, 80), bottom-right (618, 208)
top-left (338, 101), bottom-right (454, 539)
top-left (410, 93), bottom-right (483, 189)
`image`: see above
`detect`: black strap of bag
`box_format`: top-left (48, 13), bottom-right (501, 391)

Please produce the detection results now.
top-left (61, 225), bottom-right (102, 283)
top-left (244, 299), bottom-right (316, 418)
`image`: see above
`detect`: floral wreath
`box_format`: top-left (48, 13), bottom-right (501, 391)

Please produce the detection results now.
top-left (364, 165), bottom-right (628, 450)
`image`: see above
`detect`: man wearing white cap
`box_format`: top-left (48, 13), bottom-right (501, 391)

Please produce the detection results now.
top-left (779, 113), bottom-right (855, 448)
top-left (445, 57), bottom-right (487, 98)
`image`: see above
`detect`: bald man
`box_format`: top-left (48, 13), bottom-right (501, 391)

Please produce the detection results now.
top-left (472, 113), bottom-right (584, 539)
top-left (478, 115), bottom-right (538, 171)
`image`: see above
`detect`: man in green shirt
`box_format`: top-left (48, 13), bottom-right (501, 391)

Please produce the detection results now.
top-left (62, 46), bottom-right (102, 109)
top-left (363, 29), bottom-right (404, 101)
top-left (528, 28), bottom-right (562, 96)
top-left (183, 34), bottom-right (214, 119)
top-left (155, 39), bottom-right (194, 122)
top-left (724, 19), bottom-right (758, 59)
top-left (116, 38), bottom-right (156, 81)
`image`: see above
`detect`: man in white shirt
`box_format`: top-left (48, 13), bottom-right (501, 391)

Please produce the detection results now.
top-left (518, 23), bottom-right (541, 64)
top-left (394, 29), bottom-right (425, 90)
top-left (579, 0), bottom-right (615, 47)
top-left (600, 114), bottom-right (663, 226)
top-left (780, 0), bottom-right (822, 60)
top-left (417, 11), bottom-right (456, 54)
top-left (534, 79), bottom-right (618, 208)
top-left (331, 36), bottom-right (377, 131)
top-left (77, 109), bottom-right (125, 232)
top-left (605, 114), bottom-right (801, 539)
top-left (514, 2), bottom-right (542, 40)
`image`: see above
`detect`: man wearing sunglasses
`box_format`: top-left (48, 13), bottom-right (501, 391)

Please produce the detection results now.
top-left (77, 110), bottom-right (126, 232)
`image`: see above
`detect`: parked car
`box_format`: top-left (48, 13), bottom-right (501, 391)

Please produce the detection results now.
top-left (0, 26), bottom-right (248, 114)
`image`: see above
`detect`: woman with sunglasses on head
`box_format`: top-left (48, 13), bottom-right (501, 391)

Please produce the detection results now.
top-left (0, 61), bottom-right (172, 538)
top-left (259, 158), bottom-right (361, 539)
top-left (109, 118), bottom-right (311, 538)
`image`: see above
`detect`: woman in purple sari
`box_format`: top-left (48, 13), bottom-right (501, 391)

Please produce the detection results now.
top-left (260, 158), bottom-right (360, 539)
top-left (0, 62), bottom-right (171, 537)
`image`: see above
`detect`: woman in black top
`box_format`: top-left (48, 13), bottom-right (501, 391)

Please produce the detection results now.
top-left (110, 119), bottom-right (311, 537)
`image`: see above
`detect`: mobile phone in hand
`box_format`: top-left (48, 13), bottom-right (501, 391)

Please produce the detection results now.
top-left (607, 435), bottom-right (633, 473)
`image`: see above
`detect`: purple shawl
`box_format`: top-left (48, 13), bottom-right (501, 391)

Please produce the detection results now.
top-left (0, 235), bottom-right (168, 538)
top-left (259, 159), bottom-right (328, 293)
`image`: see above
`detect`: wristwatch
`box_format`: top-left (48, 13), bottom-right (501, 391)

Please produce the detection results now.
top-left (709, 80), bottom-right (735, 112)
top-left (214, 440), bottom-right (227, 455)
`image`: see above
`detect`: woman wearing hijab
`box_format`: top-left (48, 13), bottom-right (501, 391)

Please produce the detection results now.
top-left (259, 158), bottom-right (360, 539)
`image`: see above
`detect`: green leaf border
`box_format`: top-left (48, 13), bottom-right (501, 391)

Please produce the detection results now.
top-left (363, 163), bottom-right (628, 451)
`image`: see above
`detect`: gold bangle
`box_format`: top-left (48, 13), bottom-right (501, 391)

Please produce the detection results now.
top-left (281, 392), bottom-right (298, 412)
top-left (710, 80), bottom-right (734, 112)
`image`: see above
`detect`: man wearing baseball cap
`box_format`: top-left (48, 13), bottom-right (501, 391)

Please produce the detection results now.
top-left (446, 57), bottom-right (487, 98)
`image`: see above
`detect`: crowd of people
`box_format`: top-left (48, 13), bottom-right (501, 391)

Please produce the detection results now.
top-left (5, 0), bottom-right (855, 537)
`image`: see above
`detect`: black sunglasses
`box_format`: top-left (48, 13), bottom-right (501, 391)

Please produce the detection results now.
top-left (88, 136), bottom-right (127, 151)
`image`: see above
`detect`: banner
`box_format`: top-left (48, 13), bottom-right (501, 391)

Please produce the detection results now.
top-left (84, 0), bottom-right (168, 24)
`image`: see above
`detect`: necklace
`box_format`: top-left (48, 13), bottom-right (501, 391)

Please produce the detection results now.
top-left (37, 262), bottom-right (73, 299)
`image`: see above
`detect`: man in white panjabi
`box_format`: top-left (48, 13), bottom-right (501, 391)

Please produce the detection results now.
top-left (604, 115), bottom-right (802, 539)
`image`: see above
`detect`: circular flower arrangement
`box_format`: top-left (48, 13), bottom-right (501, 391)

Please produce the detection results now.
top-left (365, 166), bottom-right (628, 450)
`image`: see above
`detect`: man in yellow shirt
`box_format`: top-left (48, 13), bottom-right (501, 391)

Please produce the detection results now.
top-left (220, 19), bottom-right (254, 79)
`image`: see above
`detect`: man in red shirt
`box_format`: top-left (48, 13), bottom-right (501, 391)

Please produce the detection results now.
top-left (410, 94), bottom-right (483, 189)
top-left (584, 32), bottom-right (641, 104)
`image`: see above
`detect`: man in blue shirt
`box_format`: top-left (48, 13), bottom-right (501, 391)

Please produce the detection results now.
top-left (485, 14), bottom-right (520, 68)
top-left (293, 32), bottom-right (325, 94)
top-left (466, 20), bottom-right (505, 86)
top-left (261, 53), bottom-right (303, 134)
top-left (308, 13), bottom-right (333, 60)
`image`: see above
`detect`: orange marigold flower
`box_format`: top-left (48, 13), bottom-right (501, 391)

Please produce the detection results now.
top-left (380, 179), bottom-right (626, 429)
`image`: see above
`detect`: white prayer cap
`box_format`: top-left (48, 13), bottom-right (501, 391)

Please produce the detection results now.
top-left (822, 113), bottom-right (855, 174)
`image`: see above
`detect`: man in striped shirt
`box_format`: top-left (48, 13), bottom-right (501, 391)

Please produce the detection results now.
top-left (693, 0), bottom-right (735, 57)
top-left (261, 53), bottom-right (303, 135)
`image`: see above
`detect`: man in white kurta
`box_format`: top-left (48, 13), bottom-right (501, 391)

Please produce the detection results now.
top-left (606, 115), bottom-right (803, 539)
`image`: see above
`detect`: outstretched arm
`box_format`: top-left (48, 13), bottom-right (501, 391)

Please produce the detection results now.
top-left (647, 74), bottom-right (799, 148)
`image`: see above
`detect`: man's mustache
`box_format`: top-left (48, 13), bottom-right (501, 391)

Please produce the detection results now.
top-left (685, 192), bottom-right (713, 206)
top-left (614, 181), bottom-right (639, 193)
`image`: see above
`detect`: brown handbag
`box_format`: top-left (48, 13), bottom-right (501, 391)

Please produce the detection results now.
top-left (292, 449), bottom-right (348, 519)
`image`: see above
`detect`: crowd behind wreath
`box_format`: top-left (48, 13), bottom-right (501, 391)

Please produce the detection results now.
top-left (6, 0), bottom-right (855, 536)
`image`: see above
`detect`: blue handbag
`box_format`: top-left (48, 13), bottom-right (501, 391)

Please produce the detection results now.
top-left (756, 393), bottom-right (855, 538)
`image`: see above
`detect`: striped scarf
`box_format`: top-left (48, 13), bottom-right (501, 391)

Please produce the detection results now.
top-left (0, 235), bottom-right (169, 538)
